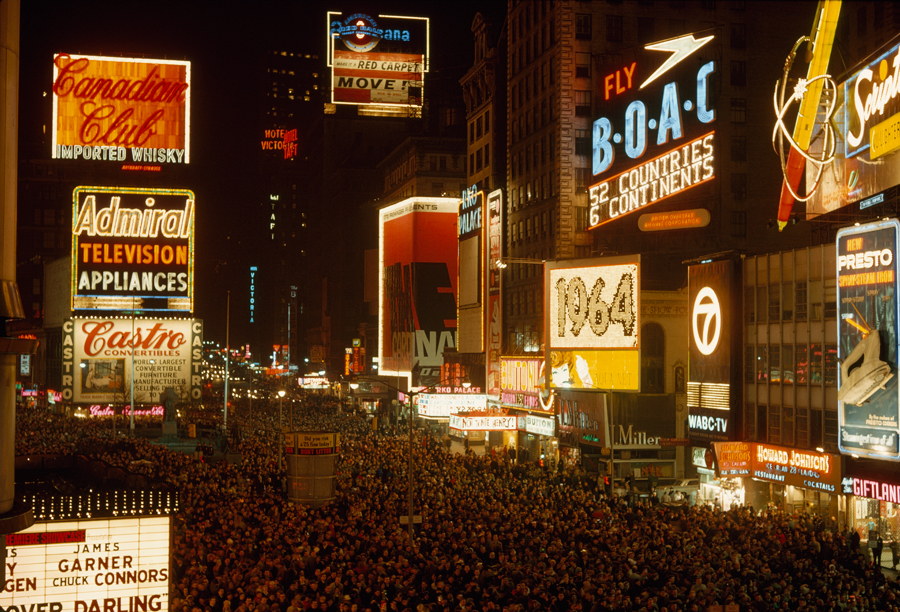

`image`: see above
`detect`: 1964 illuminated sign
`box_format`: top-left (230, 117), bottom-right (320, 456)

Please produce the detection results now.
top-left (589, 34), bottom-right (717, 229)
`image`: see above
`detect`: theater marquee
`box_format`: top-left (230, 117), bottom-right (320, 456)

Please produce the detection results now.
top-left (0, 517), bottom-right (170, 612)
top-left (71, 186), bottom-right (194, 312)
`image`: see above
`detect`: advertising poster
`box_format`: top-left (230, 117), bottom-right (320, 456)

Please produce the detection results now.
top-left (500, 356), bottom-right (545, 412)
top-left (486, 189), bottom-right (503, 399)
top-left (545, 256), bottom-right (640, 391)
top-left (328, 13), bottom-right (428, 108)
top-left (556, 391), bottom-right (609, 448)
top-left (71, 186), bottom-right (195, 313)
top-left (61, 318), bottom-right (203, 405)
top-left (688, 259), bottom-right (739, 443)
top-left (807, 42), bottom-right (900, 217)
top-left (52, 54), bottom-right (190, 165)
top-left (836, 220), bottom-right (900, 459)
top-left (0, 517), bottom-right (170, 612)
top-left (587, 34), bottom-right (719, 229)
top-left (378, 198), bottom-right (459, 388)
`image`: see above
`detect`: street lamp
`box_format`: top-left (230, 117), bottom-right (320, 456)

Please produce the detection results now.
top-left (277, 389), bottom-right (286, 472)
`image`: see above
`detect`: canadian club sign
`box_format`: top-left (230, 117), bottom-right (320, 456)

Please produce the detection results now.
top-left (61, 318), bottom-right (203, 404)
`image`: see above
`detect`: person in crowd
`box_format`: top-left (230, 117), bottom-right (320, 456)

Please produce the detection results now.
top-left (15, 396), bottom-right (900, 612)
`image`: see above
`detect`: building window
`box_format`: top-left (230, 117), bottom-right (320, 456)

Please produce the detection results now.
top-left (575, 168), bottom-right (590, 191)
top-left (575, 129), bottom-right (590, 156)
top-left (574, 205), bottom-right (589, 231)
top-left (575, 91), bottom-right (592, 117)
top-left (731, 173), bottom-right (747, 200)
top-left (484, 144), bottom-right (490, 168)
top-left (606, 15), bottom-right (623, 43)
top-left (431, 183), bottom-right (444, 197)
top-left (638, 17), bottom-right (655, 44)
top-left (469, 153), bottom-right (475, 176)
top-left (730, 98), bottom-right (746, 123)
top-left (576, 14), bottom-right (592, 40)
top-left (825, 344), bottom-right (838, 385)
top-left (731, 136), bottom-right (747, 162)
top-left (476, 149), bottom-right (483, 171)
top-left (730, 23), bottom-right (746, 49)
top-left (782, 345), bottom-right (795, 384)
top-left (731, 211), bottom-right (747, 237)
top-left (731, 61), bottom-right (747, 86)
top-left (575, 52), bottom-right (591, 78)
top-left (857, 6), bottom-right (867, 37)
top-left (756, 345), bottom-right (768, 382)
top-left (641, 323), bottom-right (665, 392)
top-left (484, 110), bottom-right (490, 133)
top-left (476, 115), bottom-right (483, 139)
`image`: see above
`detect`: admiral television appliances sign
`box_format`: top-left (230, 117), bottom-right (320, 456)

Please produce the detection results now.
top-left (327, 12), bottom-right (429, 108)
top-left (71, 186), bottom-right (195, 313)
top-left (544, 256), bottom-right (639, 391)
top-left (52, 54), bottom-right (190, 165)
top-left (0, 517), bottom-right (170, 612)
top-left (836, 220), bottom-right (900, 460)
top-left (588, 34), bottom-right (717, 229)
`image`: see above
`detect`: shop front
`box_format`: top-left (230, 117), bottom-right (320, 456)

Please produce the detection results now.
top-left (842, 465), bottom-right (900, 545)
top-left (610, 393), bottom-right (677, 485)
top-left (713, 441), bottom-right (841, 516)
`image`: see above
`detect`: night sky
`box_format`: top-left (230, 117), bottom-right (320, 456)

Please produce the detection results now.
top-left (18, 0), bottom-right (504, 345)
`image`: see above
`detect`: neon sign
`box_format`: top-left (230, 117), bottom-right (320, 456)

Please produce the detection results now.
top-left (603, 62), bottom-right (636, 100)
top-left (71, 187), bottom-right (194, 312)
top-left (250, 266), bottom-right (257, 324)
top-left (52, 54), bottom-right (190, 164)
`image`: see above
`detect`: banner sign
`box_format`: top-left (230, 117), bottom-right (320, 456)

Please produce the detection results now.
top-left (449, 413), bottom-right (518, 431)
top-left (837, 220), bottom-right (900, 460)
top-left (486, 189), bottom-right (504, 399)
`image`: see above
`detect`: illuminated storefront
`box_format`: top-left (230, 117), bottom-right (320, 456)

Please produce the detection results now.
top-left (843, 472), bottom-right (900, 543)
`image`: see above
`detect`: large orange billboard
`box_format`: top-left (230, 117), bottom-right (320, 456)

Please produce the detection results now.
top-left (52, 54), bottom-right (190, 164)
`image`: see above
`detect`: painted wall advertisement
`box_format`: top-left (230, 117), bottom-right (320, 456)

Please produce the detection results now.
top-left (836, 220), bottom-right (900, 460)
top-left (52, 54), bottom-right (190, 165)
top-left (545, 256), bottom-right (639, 391)
top-left (328, 12), bottom-right (428, 108)
top-left (71, 186), bottom-right (195, 313)
top-left (0, 517), bottom-right (170, 612)
top-left (806, 41), bottom-right (900, 217)
top-left (61, 318), bottom-right (203, 405)
top-left (688, 259), bottom-right (739, 443)
top-left (588, 34), bottom-right (718, 229)
top-left (378, 197), bottom-right (459, 388)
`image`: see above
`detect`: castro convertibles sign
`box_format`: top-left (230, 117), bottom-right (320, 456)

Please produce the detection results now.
top-left (61, 318), bottom-right (202, 404)
top-left (0, 517), bottom-right (170, 612)
top-left (52, 54), bottom-right (190, 165)
top-left (72, 186), bottom-right (194, 312)
top-left (837, 220), bottom-right (900, 460)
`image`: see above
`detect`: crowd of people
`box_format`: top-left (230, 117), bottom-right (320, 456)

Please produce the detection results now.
top-left (13, 396), bottom-right (900, 612)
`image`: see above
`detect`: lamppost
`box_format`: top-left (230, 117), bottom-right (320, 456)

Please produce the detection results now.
top-left (277, 389), bottom-right (286, 472)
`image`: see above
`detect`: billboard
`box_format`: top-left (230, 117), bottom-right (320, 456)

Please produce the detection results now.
top-left (806, 41), bottom-right (900, 217)
top-left (327, 12), bottom-right (428, 109)
top-left (688, 259), bottom-right (740, 442)
top-left (458, 186), bottom-right (484, 353)
top-left (556, 391), bottom-right (609, 448)
top-left (837, 220), bottom-right (900, 460)
top-left (486, 189), bottom-right (503, 399)
top-left (71, 186), bottom-right (194, 312)
top-left (544, 256), bottom-right (640, 391)
top-left (0, 517), bottom-right (170, 612)
top-left (712, 442), bottom-right (841, 492)
top-left (588, 33), bottom-right (718, 229)
top-left (52, 54), bottom-right (190, 165)
top-left (378, 197), bottom-right (459, 387)
top-left (500, 356), bottom-right (545, 412)
top-left (61, 318), bottom-right (203, 404)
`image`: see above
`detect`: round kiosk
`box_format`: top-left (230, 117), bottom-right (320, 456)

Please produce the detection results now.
top-left (285, 431), bottom-right (339, 508)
